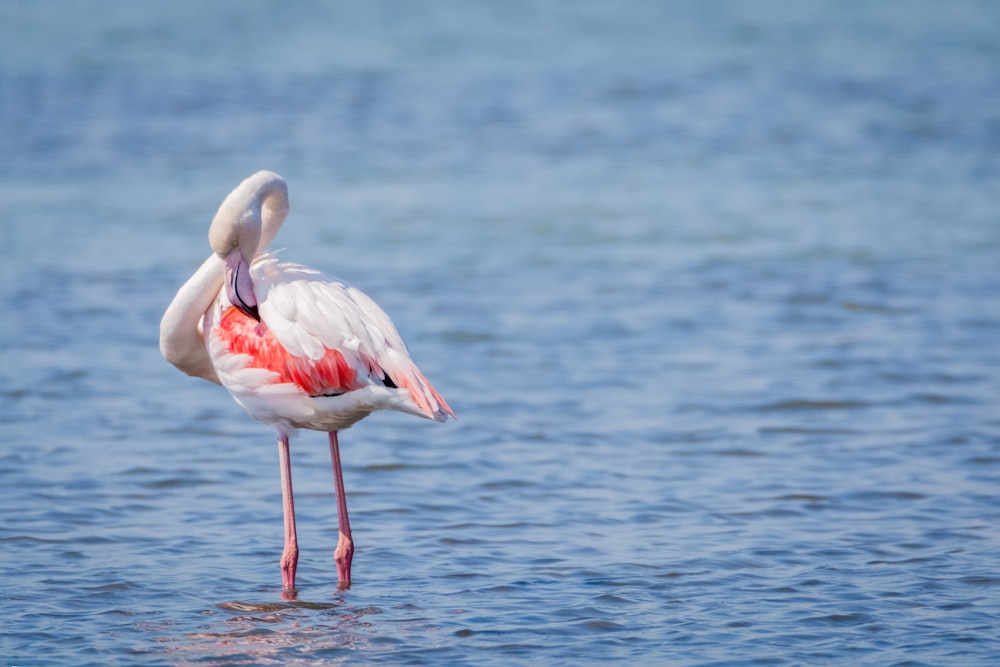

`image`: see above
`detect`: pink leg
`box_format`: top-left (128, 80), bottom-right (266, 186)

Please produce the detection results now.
top-left (329, 431), bottom-right (354, 588)
top-left (277, 433), bottom-right (299, 594)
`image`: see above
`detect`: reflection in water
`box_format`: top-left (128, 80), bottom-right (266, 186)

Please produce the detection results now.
top-left (165, 599), bottom-right (381, 666)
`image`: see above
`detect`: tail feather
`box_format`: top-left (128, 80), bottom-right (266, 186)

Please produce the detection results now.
top-left (405, 366), bottom-right (457, 421)
top-left (374, 351), bottom-right (456, 421)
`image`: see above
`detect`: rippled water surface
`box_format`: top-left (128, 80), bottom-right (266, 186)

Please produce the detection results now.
top-left (3, 2), bottom-right (1000, 665)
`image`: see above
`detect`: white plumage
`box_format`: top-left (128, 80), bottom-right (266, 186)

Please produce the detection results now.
top-left (160, 170), bottom-right (454, 593)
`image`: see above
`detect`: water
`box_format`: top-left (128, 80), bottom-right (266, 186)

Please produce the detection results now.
top-left (2, 1), bottom-right (1000, 664)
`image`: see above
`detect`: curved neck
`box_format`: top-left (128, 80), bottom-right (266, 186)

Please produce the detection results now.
top-left (159, 254), bottom-right (224, 383)
top-left (210, 170), bottom-right (289, 256)
top-left (258, 175), bottom-right (289, 252)
top-left (162, 171), bottom-right (290, 384)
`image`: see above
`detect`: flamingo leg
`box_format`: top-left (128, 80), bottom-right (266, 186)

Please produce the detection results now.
top-left (329, 431), bottom-right (354, 588)
top-left (277, 433), bottom-right (299, 594)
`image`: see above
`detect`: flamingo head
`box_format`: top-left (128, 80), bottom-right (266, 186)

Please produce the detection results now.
top-left (209, 207), bottom-right (262, 322)
top-left (207, 171), bottom-right (289, 323)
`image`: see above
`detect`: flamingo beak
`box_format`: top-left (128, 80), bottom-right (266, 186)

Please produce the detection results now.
top-left (223, 252), bottom-right (260, 321)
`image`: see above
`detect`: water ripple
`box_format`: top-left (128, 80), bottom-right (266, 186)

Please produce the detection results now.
top-left (3, 2), bottom-right (1000, 665)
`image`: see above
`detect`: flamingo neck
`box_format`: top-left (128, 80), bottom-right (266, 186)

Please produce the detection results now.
top-left (161, 170), bottom-right (289, 385)
top-left (210, 171), bottom-right (289, 257)
top-left (159, 254), bottom-right (224, 383)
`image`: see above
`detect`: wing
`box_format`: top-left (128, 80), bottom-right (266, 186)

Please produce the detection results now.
top-left (251, 254), bottom-right (455, 420)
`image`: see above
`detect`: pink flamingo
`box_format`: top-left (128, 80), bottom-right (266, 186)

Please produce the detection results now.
top-left (160, 171), bottom-right (455, 593)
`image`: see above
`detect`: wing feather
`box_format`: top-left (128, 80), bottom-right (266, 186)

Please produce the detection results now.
top-left (251, 254), bottom-right (454, 420)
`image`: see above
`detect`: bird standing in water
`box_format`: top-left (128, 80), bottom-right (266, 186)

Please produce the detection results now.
top-left (160, 171), bottom-right (455, 593)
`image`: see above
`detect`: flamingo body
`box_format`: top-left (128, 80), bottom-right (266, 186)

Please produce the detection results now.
top-left (160, 170), bottom-right (454, 593)
top-left (205, 254), bottom-right (453, 434)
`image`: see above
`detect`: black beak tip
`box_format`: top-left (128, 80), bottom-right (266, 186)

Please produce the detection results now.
top-left (237, 303), bottom-right (261, 322)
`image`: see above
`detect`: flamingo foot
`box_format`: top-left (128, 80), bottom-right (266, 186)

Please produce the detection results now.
top-left (334, 531), bottom-right (353, 589)
top-left (281, 545), bottom-right (299, 595)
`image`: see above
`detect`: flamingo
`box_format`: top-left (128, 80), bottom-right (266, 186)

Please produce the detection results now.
top-left (159, 170), bottom-right (455, 593)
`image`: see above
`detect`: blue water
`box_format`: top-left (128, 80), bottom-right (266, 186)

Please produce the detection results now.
top-left (3, 1), bottom-right (1000, 665)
